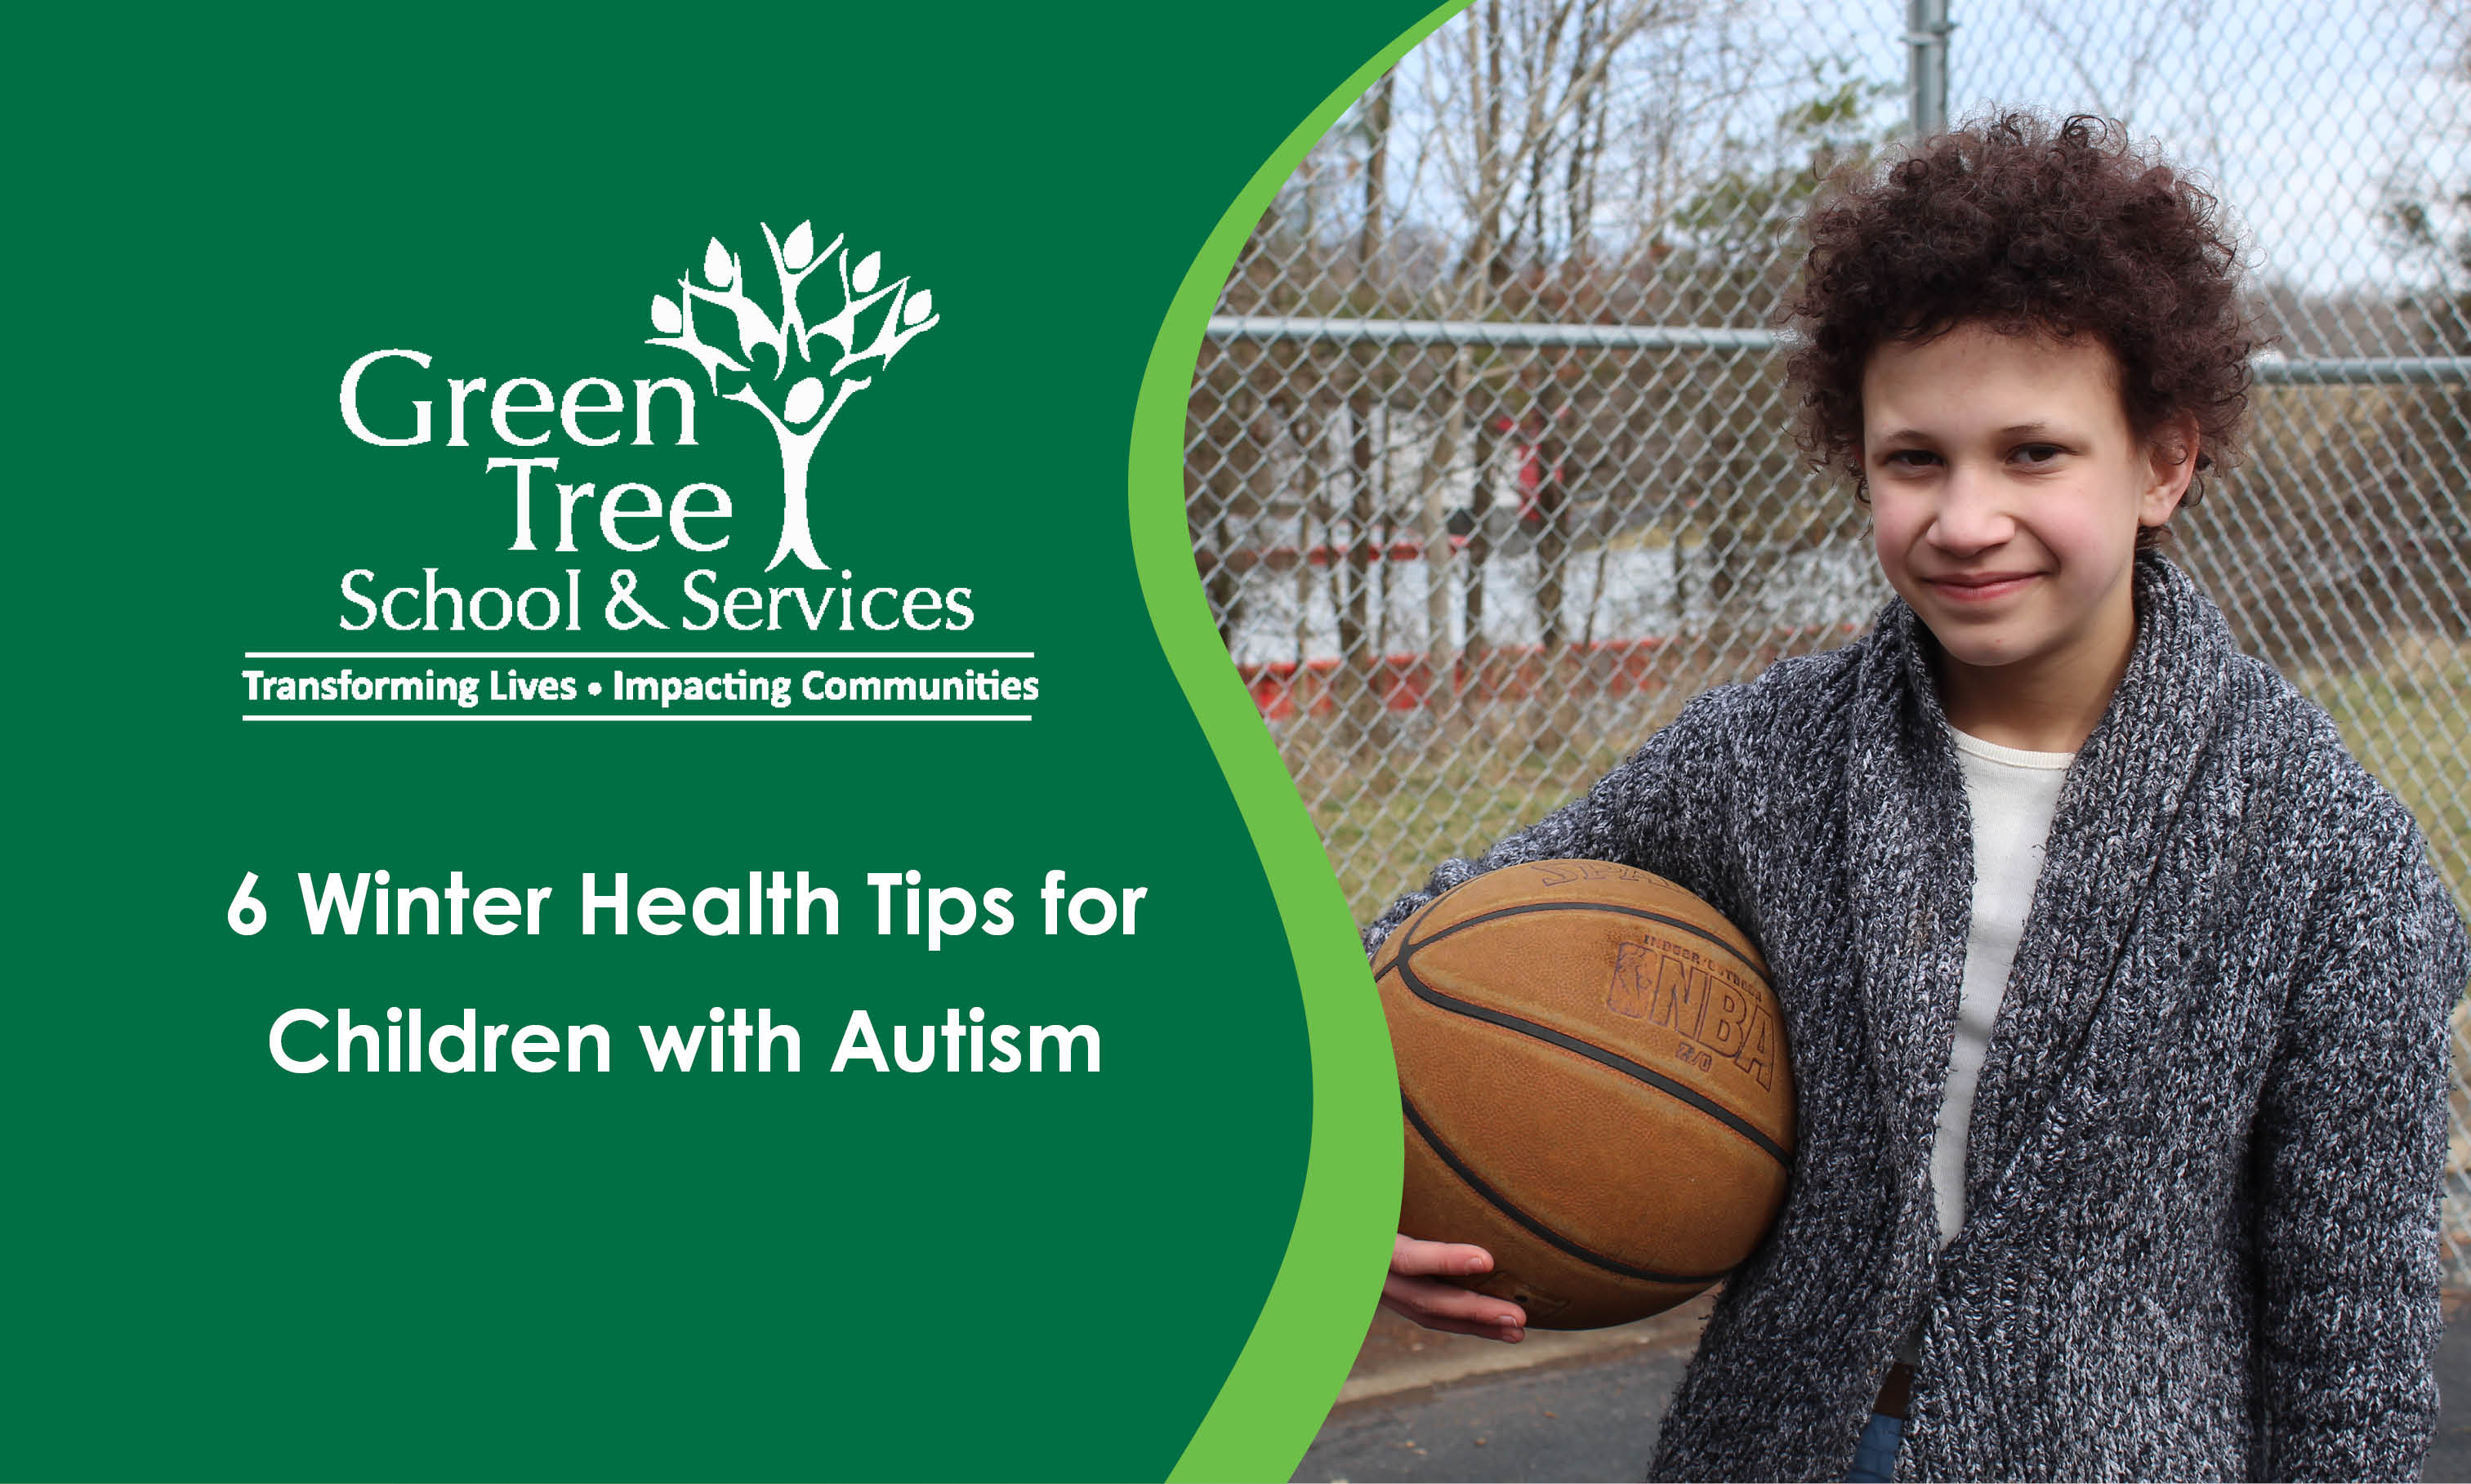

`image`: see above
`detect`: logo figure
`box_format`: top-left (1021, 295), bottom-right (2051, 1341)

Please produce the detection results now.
top-left (648, 221), bottom-right (939, 571)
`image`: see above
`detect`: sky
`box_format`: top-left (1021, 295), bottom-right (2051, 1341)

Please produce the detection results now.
top-left (1321, 0), bottom-right (2464, 345)
top-left (1945, 0), bottom-right (2465, 311)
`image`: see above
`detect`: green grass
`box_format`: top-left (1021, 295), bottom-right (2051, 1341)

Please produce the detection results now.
top-left (1282, 691), bottom-right (1697, 926)
top-left (1286, 640), bottom-right (2471, 928)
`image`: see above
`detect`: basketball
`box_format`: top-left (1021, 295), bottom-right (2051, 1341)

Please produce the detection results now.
top-left (1373, 858), bottom-right (1795, 1330)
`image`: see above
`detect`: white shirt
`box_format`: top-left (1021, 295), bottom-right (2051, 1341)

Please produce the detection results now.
top-left (1894, 727), bottom-right (2075, 1368)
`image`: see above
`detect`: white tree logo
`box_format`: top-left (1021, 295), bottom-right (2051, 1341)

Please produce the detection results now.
top-left (649, 221), bottom-right (939, 571)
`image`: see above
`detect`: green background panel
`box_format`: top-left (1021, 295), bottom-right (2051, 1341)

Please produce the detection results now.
top-left (8, 4), bottom-right (1432, 1478)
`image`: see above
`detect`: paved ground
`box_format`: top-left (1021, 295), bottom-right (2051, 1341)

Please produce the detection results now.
top-left (1300, 1291), bottom-right (2471, 1482)
top-left (1300, 1336), bottom-right (1693, 1482)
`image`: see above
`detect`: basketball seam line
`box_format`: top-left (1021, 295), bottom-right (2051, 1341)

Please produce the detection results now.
top-left (1401, 1093), bottom-right (1735, 1286)
top-left (1394, 924), bottom-right (1792, 1170)
top-left (1411, 899), bottom-right (1768, 979)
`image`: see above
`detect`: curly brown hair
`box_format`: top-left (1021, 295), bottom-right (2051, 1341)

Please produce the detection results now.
top-left (1786, 113), bottom-right (2259, 548)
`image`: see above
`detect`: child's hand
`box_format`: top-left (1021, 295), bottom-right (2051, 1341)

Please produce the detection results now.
top-left (1380, 1233), bottom-right (1527, 1342)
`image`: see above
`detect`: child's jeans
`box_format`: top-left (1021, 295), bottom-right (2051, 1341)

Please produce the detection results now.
top-left (1844, 1410), bottom-right (1904, 1482)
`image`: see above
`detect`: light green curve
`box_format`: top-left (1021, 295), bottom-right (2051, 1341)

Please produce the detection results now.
top-left (1128, 3), bottom-right (1470, 1479)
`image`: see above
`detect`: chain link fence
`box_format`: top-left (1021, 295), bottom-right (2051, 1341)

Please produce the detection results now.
top-left (1185, 1), bottom-right (2471, 1272)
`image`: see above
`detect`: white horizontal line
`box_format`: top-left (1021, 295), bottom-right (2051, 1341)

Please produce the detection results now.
top-left (243, 652), bottom-right (1035, 660)
top-left (242, 714), bottom-right (1034, 723)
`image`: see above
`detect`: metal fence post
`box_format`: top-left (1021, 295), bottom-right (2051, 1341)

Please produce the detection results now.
top-left (1908, 0), bottom-right (1952, 136)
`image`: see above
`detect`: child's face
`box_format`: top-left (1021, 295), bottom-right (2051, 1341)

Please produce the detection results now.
top-left (1860, 323), bottom-right (2195, 689)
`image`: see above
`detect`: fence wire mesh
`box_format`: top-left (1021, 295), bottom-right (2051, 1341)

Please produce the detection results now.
top-left (1185, 1), bottom-right (2471, 1272)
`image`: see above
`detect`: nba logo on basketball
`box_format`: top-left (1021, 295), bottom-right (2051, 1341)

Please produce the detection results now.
top-left (1606, 942), bottom-right (1780, 1091)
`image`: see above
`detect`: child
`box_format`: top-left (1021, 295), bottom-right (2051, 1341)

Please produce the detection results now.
top-left (1364, 114), bottom-right (2468, 1482)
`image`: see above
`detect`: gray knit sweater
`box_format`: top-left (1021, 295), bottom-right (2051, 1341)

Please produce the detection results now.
top-left (1364, 554), bottom-right (2468, 1482)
